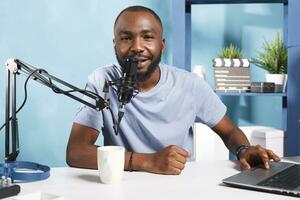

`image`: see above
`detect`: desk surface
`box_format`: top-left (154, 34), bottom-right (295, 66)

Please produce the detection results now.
top-left (8, 159), bottom-right (300, 200)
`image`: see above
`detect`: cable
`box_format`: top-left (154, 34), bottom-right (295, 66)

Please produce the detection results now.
top-left (0, 68), bottom-right (103, 133)
top-left (108, 107), bottom-right (119, 135)
top-left (0, 68), bottom-right (42, 132)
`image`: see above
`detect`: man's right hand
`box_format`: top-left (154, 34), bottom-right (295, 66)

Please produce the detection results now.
top-left (145, 145), bottom-right (191, 175)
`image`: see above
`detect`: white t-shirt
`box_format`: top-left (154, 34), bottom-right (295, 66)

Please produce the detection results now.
top-left (74, 63), bottom-right (226, 154)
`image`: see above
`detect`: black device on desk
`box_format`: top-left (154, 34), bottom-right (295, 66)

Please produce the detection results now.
top-left (0, 177), bottom-right (20, 199)
top-left (223, 161), bottom-right (300, 197)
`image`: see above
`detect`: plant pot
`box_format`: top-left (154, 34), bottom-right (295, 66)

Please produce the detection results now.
top-left (265, 74), bottom-right (288, 92)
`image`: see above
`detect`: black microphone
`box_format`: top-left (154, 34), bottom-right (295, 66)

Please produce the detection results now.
top-left (117, 57), bottom-right (138, 106)
top-left (114, 57), bottom-right (138, 135)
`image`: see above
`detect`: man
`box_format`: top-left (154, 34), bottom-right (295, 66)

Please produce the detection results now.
top-left (66, 6), bottom-right (280, 175)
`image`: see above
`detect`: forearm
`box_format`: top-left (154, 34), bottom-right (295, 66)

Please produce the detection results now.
top-left (125, 146), bottom-right (191, 175)
top-left (67, 144), bottom-right (151, 171)
top-left (222, 127), bottom-right (250, 154)
top-left (212, 116), bottom-right (250, 154)
top-left (124, 152), bottom-right (152, 171)
top-left (66, 144), bottom-right (98, 169)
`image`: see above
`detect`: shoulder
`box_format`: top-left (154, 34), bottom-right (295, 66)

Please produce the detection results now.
top-left (89, 64), bottom-right (121, 80)
top-left (161, 64), bottom-right (208, 93)
top-left (87, 64), bottom-right (122, 86)
top-left (162, 64), bottom-right (200, 81)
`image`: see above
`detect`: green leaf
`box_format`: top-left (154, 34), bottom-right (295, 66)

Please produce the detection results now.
top-left (219, 44), bottom-right (243, 59)
top-left (250, 32), bottom-right (288, 74)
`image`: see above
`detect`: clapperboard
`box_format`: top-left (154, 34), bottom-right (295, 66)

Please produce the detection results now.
top-left (213, 58), bottom-right (251, 93)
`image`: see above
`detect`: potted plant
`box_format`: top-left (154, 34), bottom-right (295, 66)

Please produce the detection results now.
top-left (219, 43), bottom-right (243, 59)
top-left (213, 44), bottom-right (251, 93)
top-left (251, 32), bottom-right (288, 92)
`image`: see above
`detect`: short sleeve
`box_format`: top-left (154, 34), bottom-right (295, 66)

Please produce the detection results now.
top-left (194, 78), bottom-right (227, 128)
top-left (73, 72), bottom-right (104, 132)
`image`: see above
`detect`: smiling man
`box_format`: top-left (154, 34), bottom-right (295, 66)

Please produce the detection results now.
top-left (66, 6), bottom-right (280, 175)
top-left (113, 7), bottom-right (164, 91)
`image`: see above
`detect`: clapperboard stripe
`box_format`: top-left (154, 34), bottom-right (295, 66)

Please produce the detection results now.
top-left (217, 87), bottom-right (249, 90)
top-left (214, 70), bottom-right (229, 74)
top-left (215, 87), bottom-right (250, 92)
top-left (217, 83), bottom-right (251, 86)
top-left (216, 77), bottom-right (250, 80)
top-left (213, 58), bottom-right (249, 67)
top-left (216, 79), bottom-right (250, 82)
top-left (215, 75), bottom-right (250, 78)
top-left (216, 86), bottom-right (250, 89)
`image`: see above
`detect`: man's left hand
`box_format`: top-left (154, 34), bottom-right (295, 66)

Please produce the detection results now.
top-left (239, 145), bottom-right (281, 170)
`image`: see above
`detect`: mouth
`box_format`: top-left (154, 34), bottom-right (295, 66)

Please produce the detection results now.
top-left (133, 56), bottom-right (151, 69)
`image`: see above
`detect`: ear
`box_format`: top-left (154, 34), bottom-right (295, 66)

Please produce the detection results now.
top-left (113, 38), bottom-right (116, 48)
top-left (113, 39), bottom-right (116, 52)
top-left (161, 38), bottom-right (166, 53)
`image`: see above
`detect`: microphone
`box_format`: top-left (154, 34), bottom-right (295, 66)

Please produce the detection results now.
top-left (117, 57), bottom-right (138, 106)
top-left (114, 57), bottom-right (138, 135)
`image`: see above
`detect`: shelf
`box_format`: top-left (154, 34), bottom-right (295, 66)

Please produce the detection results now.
top-left (172, 0), bottom-right (300, 156)
top-left (187, 0), bottom-right (287, 5)
top-left (216, 92), bottom-right (287, 96)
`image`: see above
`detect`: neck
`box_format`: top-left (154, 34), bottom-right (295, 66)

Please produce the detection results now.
top-left (136, 66), bottom-right (161, 92)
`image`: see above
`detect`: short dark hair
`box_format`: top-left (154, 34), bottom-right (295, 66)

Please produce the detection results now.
top-left (114, 6), bottom-right (163, 32)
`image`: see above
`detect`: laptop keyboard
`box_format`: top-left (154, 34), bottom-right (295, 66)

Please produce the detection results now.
top-left (257, 164), bottom-right (300, 190)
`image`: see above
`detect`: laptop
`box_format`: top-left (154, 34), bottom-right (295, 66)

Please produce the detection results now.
top-left (222, 161), bottom-right (300, 197)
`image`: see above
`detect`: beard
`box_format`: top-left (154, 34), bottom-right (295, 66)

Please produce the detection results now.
top-left (116, 53), bottom-right (162, 82)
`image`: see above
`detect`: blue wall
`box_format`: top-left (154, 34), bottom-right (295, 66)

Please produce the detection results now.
top-left (0, 1), bottom-right (282, 166)
top-left (0, 0), bottom-right (172, 167)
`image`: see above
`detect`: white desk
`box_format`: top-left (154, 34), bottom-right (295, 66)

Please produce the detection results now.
top-left (8, 160), bottom-right (299, 200)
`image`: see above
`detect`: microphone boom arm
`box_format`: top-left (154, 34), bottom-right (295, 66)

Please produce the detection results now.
top-left (4, 58), bottom-right (108, 161)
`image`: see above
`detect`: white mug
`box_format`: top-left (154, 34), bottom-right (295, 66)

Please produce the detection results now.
top-left (97, 146), bottom-right (125, 184)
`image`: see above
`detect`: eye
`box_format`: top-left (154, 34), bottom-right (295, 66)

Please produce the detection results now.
top-left (144, 35), bottom-right (154, 40)
top-left (120, 36), bottom-right (131, 41)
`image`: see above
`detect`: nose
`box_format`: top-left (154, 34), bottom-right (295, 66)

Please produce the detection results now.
top-left (130, 37), bottom-right (144, 54)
